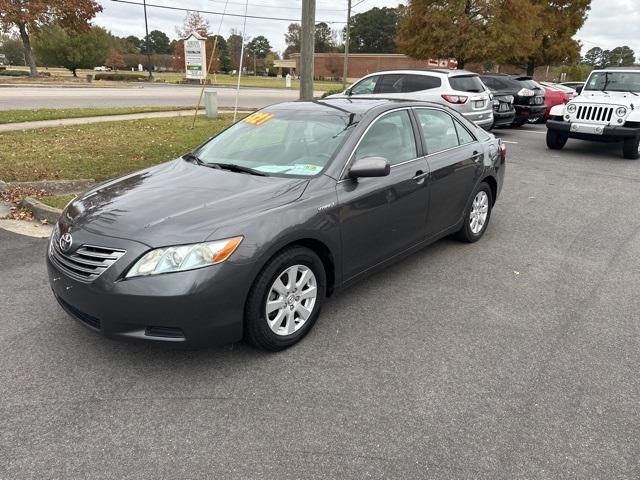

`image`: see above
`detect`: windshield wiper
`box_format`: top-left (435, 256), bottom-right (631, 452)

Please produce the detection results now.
top-left (183, 152), bottom-right (211, 167)
top-left (625, 90), bottom-right (639, 96)
top-left (212, 163), bottom-right (267, 176)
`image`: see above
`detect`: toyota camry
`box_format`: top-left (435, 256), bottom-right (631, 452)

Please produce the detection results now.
top-left (48, 98), bottom-right (506, 351)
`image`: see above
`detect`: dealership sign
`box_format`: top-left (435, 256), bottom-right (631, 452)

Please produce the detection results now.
top-left (184, 32), bottom-right (207, 80)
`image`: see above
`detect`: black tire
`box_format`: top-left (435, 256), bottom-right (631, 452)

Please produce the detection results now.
top-left (244, 246), bottom-right (326, 351)
top-left (546, 129), bottom-right (568, 150)
top-left (622, 136), bottom-right (640, 160)
top-left (511, 120), bottom-right (525, 128)
top-left (454, 182), bottom-right (493, 243)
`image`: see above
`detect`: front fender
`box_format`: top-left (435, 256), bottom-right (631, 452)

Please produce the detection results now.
top-left (627, 109), bottom-right (640, 123)
top-left (549, 104), bottom-right (566, 117)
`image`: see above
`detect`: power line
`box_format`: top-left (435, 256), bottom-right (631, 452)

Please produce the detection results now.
top-left (202, 0), bottom-right (351, 13)
top-left (109, 0), bottom-right (349, 23)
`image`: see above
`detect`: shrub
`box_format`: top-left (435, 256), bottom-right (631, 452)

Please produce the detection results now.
top-left (94, 73), bottom-right (147, 81)
top-left (0, 69), bottom-right (30, 76)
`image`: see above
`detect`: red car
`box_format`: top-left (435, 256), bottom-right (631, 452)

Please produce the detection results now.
top-left (533, 82), bottom-right (575, 123)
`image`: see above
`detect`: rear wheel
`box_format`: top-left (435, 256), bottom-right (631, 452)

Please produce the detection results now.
top-left (546, 129), bottom-right (568, 150)
top-left (455, 182), bottom-right (493, 243)
top-left (244, 246), bottom-right (326, 351)
top-left (622, 136), bottom-right (640, 160)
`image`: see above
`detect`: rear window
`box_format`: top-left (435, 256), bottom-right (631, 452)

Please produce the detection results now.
top-left (516, 78), bottom-right (543, 90)
top-left (449, 75), bottom-right (485, 93)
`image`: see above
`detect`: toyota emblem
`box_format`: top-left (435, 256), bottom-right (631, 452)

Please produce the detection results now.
top-left (59, 233), bottom-right (73, 252)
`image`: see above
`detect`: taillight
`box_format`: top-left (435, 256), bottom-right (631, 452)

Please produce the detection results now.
top-left (441, 94), bottom-right (468, 104)
top-left (499, 140), bottom-right (507, 161)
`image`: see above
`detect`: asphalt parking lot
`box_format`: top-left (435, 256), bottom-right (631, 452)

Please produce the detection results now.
top-left (2, 123), bottom-right (639, 479)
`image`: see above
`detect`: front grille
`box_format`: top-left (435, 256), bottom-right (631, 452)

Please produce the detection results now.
top-left (575, 105), bottom-right (614, 123)
top-left (56, 295), bottom-right (101, 330)
top-left (50, 238), bottom-right (125, 283)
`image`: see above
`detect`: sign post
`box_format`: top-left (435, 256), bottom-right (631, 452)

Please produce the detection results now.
top-left (184, 32), bottom-right (207, 83)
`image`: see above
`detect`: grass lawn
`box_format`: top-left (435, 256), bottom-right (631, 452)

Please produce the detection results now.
top-left (0, 115), bottom-right (234, 182)
top-left (0, 106), bottom-right (202, 125)
top-left (38, 194), bottom-right (77, 209)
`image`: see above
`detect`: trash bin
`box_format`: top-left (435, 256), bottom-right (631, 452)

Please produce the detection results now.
top-left (204, 90), bottom-right (218, 119)
top-left (86, 74), bottom-right (93, 83)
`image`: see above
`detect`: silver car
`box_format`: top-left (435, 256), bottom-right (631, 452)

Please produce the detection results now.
top-left (328, 69), bottom-right (494, 130)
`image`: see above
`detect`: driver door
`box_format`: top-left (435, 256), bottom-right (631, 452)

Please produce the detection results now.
top-left (336, 109), bottom-right (429, 281)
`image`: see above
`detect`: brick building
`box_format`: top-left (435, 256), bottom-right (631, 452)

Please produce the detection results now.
top-left (288, 53), bottom-right (457, 81)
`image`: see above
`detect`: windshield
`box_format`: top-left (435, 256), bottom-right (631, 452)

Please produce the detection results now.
top-left (195, 109), bottom-right (355, 177)
top-left (449, 75), bottom-right (485, 93)
top-left (585, 71), bottom-right (640, 92)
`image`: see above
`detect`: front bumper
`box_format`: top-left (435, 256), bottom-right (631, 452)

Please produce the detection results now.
top-left (47, 228), bottom-right (255, 346)
top-left (547, 120), bottom-right (639, 141)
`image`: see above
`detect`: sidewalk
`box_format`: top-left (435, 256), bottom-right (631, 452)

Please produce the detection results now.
top-left (0, 108), bottom-right (252, 133)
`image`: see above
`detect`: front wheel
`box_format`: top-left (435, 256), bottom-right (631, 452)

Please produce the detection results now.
top-left (244, 246), bottom-right (326, 351)
top-left (454, 182), bottom-right (493, 243)
top-left (622, 136), bottom-right (640, 160)
top-left (546, 129), bottom-right (568, 150)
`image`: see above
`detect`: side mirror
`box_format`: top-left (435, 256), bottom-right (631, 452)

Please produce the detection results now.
top-left (575, 85), bottom-right (583, 94)
top-left (348, 157), bottom-right (390, 179)
top-left (344, 88), bottom-right (352, 96)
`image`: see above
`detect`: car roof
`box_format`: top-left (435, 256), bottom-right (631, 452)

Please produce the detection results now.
top-left (591, 68), bottom-right (640, 73)
top-left (358, 68), bottom-right (480, 77)
top-left (265, 98), bottom-right (450, 116)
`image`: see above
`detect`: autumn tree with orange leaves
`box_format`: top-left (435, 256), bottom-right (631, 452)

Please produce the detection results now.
top-left (0, 0), bottom-right (102, 76)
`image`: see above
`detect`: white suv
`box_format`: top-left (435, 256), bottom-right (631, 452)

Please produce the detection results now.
top-left (546, 68), bottom-right (640, 159)
top-left (328, 69), bottom-right (494, 130)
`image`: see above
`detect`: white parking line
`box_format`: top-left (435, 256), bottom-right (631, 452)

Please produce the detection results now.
top-left (502, 140), bottom-right (519, 144)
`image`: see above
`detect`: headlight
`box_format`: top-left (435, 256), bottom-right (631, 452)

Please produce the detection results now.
top-left (126, 236), bottom-right (243, 278)
top-left (517, 88), bottom-right (535, 97)
top-left (616, 107), bottom-right (627, 117)
top-left (505, 95), bottom-right (514, 104)
top-left (566, 103), bottom-right (577, 114)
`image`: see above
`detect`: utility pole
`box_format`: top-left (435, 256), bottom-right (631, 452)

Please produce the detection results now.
top-left (143, 0), bottom-right (153, 80)
top-left (342, 0), bottom-right (351, 90)
top-left (300, 0), bottom-right (316, 100)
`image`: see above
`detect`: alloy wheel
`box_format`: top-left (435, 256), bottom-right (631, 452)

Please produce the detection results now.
top-left (469, 191), bottom-right (489, 234)
top-left (265, 264), bottom-right (317, 336)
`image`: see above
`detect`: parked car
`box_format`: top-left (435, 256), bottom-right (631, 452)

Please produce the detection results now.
top-left (560, 81), bottom-right (585, 91)
top-left (529, 83), bottom-right (574, 123)
top-left (479, 80), bottom-right (516, 128)
top-left (546, 68), bottom-right (640, 159)
top-left (48, 98), bottom-right (506, 351)
top-left (93, 66), bottom-right (112, 71)
top-left (328, 69), bottom-right (494, 130)
top-left (479, 74), bottom-right (546, 126)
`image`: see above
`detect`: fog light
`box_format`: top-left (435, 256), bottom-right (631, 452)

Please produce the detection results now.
top-left (618, 118), bottom-right (624, 124)
top-left (564, 114), bottom-right (570, 120)
top-left (596, 127), bottom-right (603, 133)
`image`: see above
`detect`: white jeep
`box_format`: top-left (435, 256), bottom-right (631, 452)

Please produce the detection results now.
top-left (546, 68), bottom-right (640, 159)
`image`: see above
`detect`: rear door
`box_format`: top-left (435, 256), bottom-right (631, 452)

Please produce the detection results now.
top-left (414, 107), bottom-right (483, 237)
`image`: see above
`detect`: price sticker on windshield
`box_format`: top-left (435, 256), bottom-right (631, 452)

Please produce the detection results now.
top-left (243, 112), bottom-right (274, 126)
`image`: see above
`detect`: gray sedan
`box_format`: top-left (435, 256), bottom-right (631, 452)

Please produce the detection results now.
top-left (47, 98), bottom-right (506, 350)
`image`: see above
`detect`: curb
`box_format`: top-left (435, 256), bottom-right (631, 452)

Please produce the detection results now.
top-left (9, 179), bottom-right (94, 195)
top-left (21, 196), bottom-right (64, 224)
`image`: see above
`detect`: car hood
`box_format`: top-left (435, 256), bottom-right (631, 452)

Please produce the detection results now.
top-left (63, 159), bottom-right (309, 247)
top-left (574, 90), bottom-right (640, 108)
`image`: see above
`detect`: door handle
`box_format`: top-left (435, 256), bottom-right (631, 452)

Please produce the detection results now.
top-left (471, 151), bottom-right (482, 163)
top-left (413, 170), bottom-right (429, 182)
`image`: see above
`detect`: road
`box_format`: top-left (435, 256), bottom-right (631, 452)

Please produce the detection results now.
top-left (0, 84), bottom-right (305, 110)
top-left (2, 125), bottom-right (639, 479)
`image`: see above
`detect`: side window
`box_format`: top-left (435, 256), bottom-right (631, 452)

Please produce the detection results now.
top-left (402, 74), bottom-right (442, 93)
top-left (351, 76), bottom-right (379, 95)
top-left (376, 74), bottom-right (405, 94)
top-left (481, 77), bottom-right (498, 90)
top-left (415, 109), bottom-right (460, 154)
top-left (454, 120), bottom-right (476, 145)
top-left (355, 110), bottom-right (417, 165)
